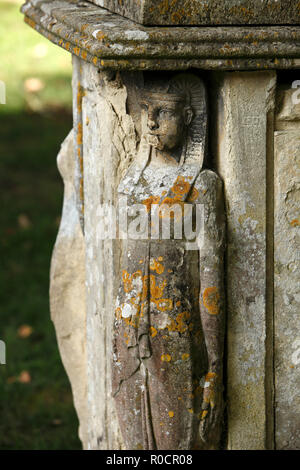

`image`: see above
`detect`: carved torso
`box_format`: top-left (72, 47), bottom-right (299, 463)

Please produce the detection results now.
top-left (112, 161), bottom-right (223, 449)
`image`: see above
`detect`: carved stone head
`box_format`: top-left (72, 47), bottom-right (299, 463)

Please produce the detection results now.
top-left (140, 88), bottom-right (193, 152)
top-left (139, 74), bottom-right (208, 166)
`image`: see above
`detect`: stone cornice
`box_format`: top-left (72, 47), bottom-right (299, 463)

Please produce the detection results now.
top-left (21, 0), bottom-right (300, 70)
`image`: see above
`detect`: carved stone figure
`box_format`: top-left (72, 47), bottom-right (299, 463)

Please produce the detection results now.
top-left (112, 74), bottom-right (226, 450)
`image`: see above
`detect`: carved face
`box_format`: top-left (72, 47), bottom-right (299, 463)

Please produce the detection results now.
top-left (141, 98), bottom-right (193, 152)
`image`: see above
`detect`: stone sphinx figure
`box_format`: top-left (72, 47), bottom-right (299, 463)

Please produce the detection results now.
top-left (112, 73), bottom-right (226, 450)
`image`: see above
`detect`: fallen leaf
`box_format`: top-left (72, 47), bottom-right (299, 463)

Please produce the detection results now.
top-left (7, 376), bottom-right (17, 384)
top-left (51, 419), bottom-right (62, 426)
top-left (24, 78), bottom-right (45, 93)
top-left (18, 325), bottom-right (33, 338)
top-left (18, 214), bottom-right (31, 229)
top-left (18, 371), bottom-right (31, 384)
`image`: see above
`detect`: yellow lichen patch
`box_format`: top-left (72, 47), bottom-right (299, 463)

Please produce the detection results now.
top-left (182, 353), bottom-right (190, 361)
top-left (139, 259), bottom-right (143, 264)
top-left (155, 298), bottom-right (173, 312)
top-left (165, 311), bottom-right (191, 334)
top-left (175, 311), bottom-right (191, 333)
top-left (206, 372), bottom-right (217, 380)
top-left (122, 270), bottom-right (133, 293)
top-left (176, 301), bottom-right (181, 308)
top-left (171, 175), bottom-right (191, 197)
top-left (142, 195), bottom-right (160, 213)
top-left (96, 31), bottom-right (107, 41)
top-left (141, 275), bottom-right (148, 301)
top-left (203, 287), bottom-right (220, 315)
top-left (140, 302), bottom-right (146, 318)
top-left (161, 354), bottom-right (171, 362)
top-left (92, 56), bottom-right (98, 66)
top-left (73, 47), bottom-right (80, 56)
top-left (178, 396), bottom-right (182, 400)
top-left (150, 326), bottom-right (157, 338)
top-left (168, 411), bottom-right (174, 418)
top-left (115, 307), bottom-right (122, 320)
top-left (25, 17), bottom-right (36, 29)
top-left (77, 123), bottom-right (83, 146)
top-left (187, 408), bottom-right (194, 414)
top-left (201, 410), bottom-right (208, 420)
top-left (150, 258), bottom-right (165, 274)
top-left (159, 422), bottom-right (164, 426)
top-left (150, 275), bottom-right (166, 300)
top-left (77, 83), bottom-right (85, 114)
top-left (159, 196), bottom-right (185, 220)
top-left (158, 0), bottom-right (169, 15)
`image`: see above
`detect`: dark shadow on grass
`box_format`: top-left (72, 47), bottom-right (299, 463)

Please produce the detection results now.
top-left (0, 108), bottom-right (82, 450)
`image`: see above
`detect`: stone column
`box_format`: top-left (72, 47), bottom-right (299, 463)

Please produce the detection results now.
top-left (274, 88), bottom-right (300, 450)
top-left (21, 0), bottom-right (300, 450)
top-left (214, 72), bottom-right (276, 450)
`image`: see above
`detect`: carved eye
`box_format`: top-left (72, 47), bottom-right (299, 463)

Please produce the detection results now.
top-left (159, 109), bottom-right (173, 118)
top-left (140, 103), bottom-right (148, 112)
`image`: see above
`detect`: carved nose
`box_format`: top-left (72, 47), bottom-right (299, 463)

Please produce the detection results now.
top-left (148, 118), bottom-right (158, 130)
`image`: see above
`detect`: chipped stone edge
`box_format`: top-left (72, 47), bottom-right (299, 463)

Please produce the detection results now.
top-left (21, 1), bottom-right (300, 71)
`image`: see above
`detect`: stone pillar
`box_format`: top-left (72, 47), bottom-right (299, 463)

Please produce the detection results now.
top-left (274, 88), bottom-right (300, 450)
top-left (21, 0), bottom-right (300, 450)
top-left (214, 72), bottom-right (276, 450)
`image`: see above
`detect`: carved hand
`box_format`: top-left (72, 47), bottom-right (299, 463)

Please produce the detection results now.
top-left (199, 372), bottom-right (223, 443)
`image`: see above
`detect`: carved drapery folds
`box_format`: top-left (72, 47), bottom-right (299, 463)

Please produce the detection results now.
top-left (112, 74), bottom-right (226, 450)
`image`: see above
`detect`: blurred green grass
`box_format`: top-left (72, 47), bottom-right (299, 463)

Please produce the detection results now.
top-left (0, 0), bottom-right (82, 449)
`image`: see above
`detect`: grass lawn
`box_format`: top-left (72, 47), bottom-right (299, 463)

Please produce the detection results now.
top-left (0, 0), bottom-right (82, 449)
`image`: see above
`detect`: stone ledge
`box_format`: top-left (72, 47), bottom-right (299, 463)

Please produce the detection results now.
top-left (21, 0), bottom-right (300, 70)
top-left (92, 0), bottom-right (300, 26)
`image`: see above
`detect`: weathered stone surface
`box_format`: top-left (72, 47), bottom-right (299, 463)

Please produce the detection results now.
top-left (76, 59), bottom-right (138, 449)
top-left (49, 130), bottom-right (88, 447)
top-left (21, 0), bottom-right (300, 71)
top-left (214, 72), bottom-right (276, 449)
top-left (274, 89), bottom-right (300, 450)
top-left (93, 0), bottom-right (300, 26)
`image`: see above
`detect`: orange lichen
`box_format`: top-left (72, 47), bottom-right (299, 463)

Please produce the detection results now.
top-left (150, 326), bottom-right (157, 338)
top-left (161, 354), bottom-right (171, 362)
top-left (122, 270), bottom-right (133, 293)
top-left (171, 176), bottom-right (191, 197)
top-left (150, 258), bottom-right (165, 274)
top-left (168, 411), bottom-right (174, 418)
top-left (182, 353), bottom-right (190, 361)
top-left (155, 298), bottom-right (173, 312)
top-left (150, 275), bottom-right (166, 299)
top-left (142, 195), bottom-right (160, 213)
top-left (291, 219), bottom-right (299, 227)
top-left (203, 287), bottom-right (220, 315)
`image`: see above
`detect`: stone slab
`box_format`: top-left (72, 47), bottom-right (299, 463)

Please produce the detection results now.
top-left (214, 72), bottom-right (276, 449)
top-left (92, 0), bottom-right (300, 26)
top-left (274, 89), bottom-right (300, 450)
top-left (21, 0), bottom-right (300, 71)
